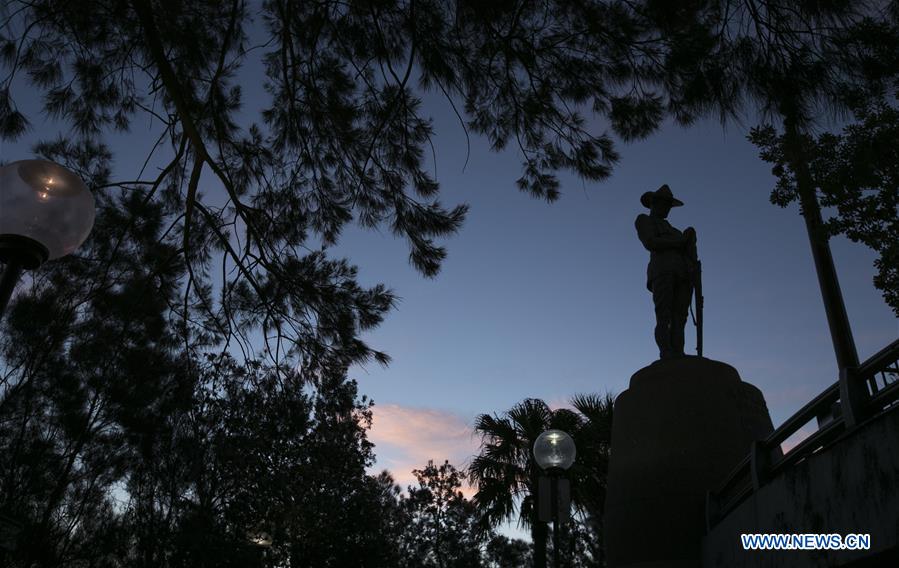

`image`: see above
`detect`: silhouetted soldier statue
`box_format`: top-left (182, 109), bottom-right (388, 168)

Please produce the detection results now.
top-left (635, 184), bottom-right (697, 359)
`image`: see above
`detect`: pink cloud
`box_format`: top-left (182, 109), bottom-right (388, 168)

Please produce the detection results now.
top-left (368, 403), bottom-right (479, 498)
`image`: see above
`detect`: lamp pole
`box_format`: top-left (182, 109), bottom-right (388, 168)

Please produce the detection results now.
top-left (0, 261), bottom-right (23, 317)
top-left (550, 468), bottom-right (562, 568)
top-left (0, 160), bottom-right (95, 319)
top-left (0, 235), bottom-right (49, 316)
top-left (533, 429), bottom-right (576, 568)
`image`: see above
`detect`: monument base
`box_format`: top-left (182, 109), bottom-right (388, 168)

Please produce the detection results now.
top-left (604, 357), bottom-right (776, 568)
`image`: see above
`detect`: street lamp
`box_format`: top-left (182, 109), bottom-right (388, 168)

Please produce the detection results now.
top-left (534, 429), bottom-right (576, 568)
top-left (0, 159), bottom-right (95, 317)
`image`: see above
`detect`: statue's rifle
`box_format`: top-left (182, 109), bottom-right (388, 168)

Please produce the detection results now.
top-left (688, 236), bottom-right (703, 357)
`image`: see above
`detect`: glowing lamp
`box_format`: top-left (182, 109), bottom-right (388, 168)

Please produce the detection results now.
top-left (0, 159), bottom-right (95, 266)
top-left (0, 159), bottom-right (95, 317)
top-left (533, 429), bottom-right (576, 471)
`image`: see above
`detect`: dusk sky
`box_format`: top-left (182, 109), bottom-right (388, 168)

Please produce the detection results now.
top-left (3, 16), bottom-right (897, 533)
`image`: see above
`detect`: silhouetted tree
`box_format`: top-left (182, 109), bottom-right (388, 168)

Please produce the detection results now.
top-left (485, 534), bottom-right (532, 568)
top-left (11, 0), bottom-right (895, 360)
top-left (544, 517), bottom-right (606, 568)
top-left (697, 1), bottom-right (899, 367)
top-left (568, 393), bottom-right (614, 566)
top-left (0, 0), bottom-right (649, 366)
top-left (0, 179), bottom-right (401, 567)
top-left (398, 460), bottom-right (485, 568)
top-left (4, 2), bottom-right (897, 363)
top-left (116, 357), bottom-right (406, 568)
top-left (468, 395), bottom-right (613, 568)
top-left (0, 169), bottom-right (190, 566)
top-left (750, 94), bottom-right (899, 316)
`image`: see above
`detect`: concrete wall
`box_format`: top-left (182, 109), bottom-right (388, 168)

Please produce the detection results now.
top-left (702, 404), bottom-right (899, 567)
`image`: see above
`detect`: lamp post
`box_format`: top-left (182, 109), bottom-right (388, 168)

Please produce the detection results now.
top-left (0, 160), bottom-right (95, 318)
top-left (533, 429), bottom-right (576, 568)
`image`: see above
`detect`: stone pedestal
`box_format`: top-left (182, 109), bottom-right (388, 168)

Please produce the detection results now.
top-left (604, 357), bottom-right (776, 568)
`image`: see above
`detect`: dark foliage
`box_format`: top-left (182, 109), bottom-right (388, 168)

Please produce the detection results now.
top-left (3, 1), bottom-right (896, 362)
top-left (0, 130), bottom-right (398, 567)
top-left (751, 95), bottom-right (899, 315)
top-left (398, 460), bottom-right (486, 567)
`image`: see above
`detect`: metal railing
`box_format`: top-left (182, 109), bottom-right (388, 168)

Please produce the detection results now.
top-left (706, 338), bottom-right (899, 530)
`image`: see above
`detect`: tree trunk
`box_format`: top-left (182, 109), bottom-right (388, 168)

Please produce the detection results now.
top-left (780, 106), bottom-right (866, 425)
top-left (780, 111), bottom-right (859, 373)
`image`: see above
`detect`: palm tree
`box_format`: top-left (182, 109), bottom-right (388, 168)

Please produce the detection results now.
top-left (568, 393), bottom-right (615, 566)
top-left (468, 395), bottom-right (613, 568)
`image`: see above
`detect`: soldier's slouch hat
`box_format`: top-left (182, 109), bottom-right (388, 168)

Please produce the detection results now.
top-left (640, 184), bottom-right (684, 208)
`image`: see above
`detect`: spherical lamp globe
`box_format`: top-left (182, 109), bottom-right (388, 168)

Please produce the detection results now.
top-left (0, 159), bottom-right (95, 267)
top-left (533, 429), bottom-right (576, 471)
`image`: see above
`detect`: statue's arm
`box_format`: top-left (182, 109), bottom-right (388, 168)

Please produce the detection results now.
top-left (635, 215), bottom-right (687, 251)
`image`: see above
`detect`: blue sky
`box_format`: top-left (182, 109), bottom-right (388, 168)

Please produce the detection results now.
top-left (3, 19), bottom-right (896, 538)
